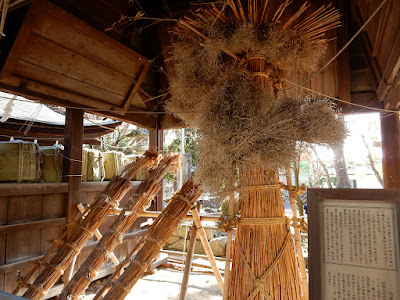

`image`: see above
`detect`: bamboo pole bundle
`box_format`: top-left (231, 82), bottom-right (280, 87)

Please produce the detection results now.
top-left (286, 169), bottom-right (308, 300)
top-left (100, 176), bottom-right (202, 300)
top-left (58, 153), bottom-right (180, 300)
top-left (228, 166), bottom-right (302, 299)
top-left (18, 151), bottom-right (158, 299)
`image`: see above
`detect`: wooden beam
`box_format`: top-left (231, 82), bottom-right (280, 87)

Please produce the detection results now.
top-left (380, 112), bottom-right (400, 188)
top-left (351, 3), bottom-right (382, 89)
top-left (0, 230), bottom-right (148, 273)
top-left (0, 183), bottom-right (68, 196)
top-left (91, 108), bottom-right (157, 130)
top-left (0, 82), bottom-right (157, 129)
top-left (336, 0), bottom-right (351, 104)
top-left (159, 114), bottom-right (185, 129)
top-left (0, 217), bottom-right (66, 235)
top-left (338, 92), bottom-right (383, 114)
top-left (377, 31), bottom-right (400, 104)
top-left (149, 125), bottom-right (164, 211)
top-left (63, 108), bottom-right (84, 223)
top-left (140, 211), bottom-right (221, 222)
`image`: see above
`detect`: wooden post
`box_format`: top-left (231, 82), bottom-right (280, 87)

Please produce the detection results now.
top-left (336, 0), bottom-right (351, 105)
top-left (190, 207), bottom-right (224, 292)
top-left (62, 108), bottom-right (83, 285)
top-left (63, 108), bottom-right (84, 222)
top-left (179, 204), bottom-right (199, 300)
top-left (286, 169), bottom-right (309, 300)
top-left (380, 112), bottom-right (400, 188)
top-left (223, 190), bottom-right (234, 300)
top-left (149, 125), bottom-right (164, 210)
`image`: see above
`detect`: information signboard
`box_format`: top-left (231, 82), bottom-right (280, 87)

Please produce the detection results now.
top-left (308, 189), bottom-right (400, 300)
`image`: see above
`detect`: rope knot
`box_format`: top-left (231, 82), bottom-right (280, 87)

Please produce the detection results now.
top-left (255, 279), bottom-right (265, 289)
top-left (217, 215), bottom-right (237, 232)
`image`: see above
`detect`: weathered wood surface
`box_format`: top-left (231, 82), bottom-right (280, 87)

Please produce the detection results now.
top-left (0, 0), bottom-right (153, 126)
top-left (0, 182), bottom-right (144, 296)
top-left (354, 0), bottom-right (400, 109)
top-left (380, 112), bottom-right (400, 189)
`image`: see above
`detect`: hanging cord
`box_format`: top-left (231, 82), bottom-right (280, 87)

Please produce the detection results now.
top-left (284, 78), bottom-right (399, 114)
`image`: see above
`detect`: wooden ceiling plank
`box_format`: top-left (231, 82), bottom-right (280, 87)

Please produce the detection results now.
top-left (376, 31), bottom-right (400, 103)
top-left (351, 2), bottom-right (382, 90)
top-left (372, 0), bottom-right (391, 57)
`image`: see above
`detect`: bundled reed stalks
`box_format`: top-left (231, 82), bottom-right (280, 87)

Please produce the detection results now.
top-left (286, 169), bottom-right (309, 299)
top-left (96, 176), bottom-right (202, 300)
top-left (165, 1), bottom-right (344, 299)
top-left (228, 166), bottom-right (302, 299)
top-left (58, 153), bottom-right (180, 300)
top-left (18, 151), bottom-right (158, 300)
top-left (167, 0), bottom-right (344, 192)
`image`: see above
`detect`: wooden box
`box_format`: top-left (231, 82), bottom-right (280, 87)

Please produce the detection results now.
top-left (0, 0), bottom-right (151, 113)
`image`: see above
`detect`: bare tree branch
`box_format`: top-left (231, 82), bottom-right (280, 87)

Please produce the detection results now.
top-left (361, 134), bottom-right (383, 187)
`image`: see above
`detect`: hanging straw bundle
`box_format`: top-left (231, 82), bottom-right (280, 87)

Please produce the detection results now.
top-left (99, 176), bottom-right (202, 300)
top-left (167, 0), bottom-right (344, 192)
top-left (166, 1), bottom-right (344, 299)
top-left (18, 151), bottom-right (158, 300)
top-left (58, 153), bottom-right (181, 300)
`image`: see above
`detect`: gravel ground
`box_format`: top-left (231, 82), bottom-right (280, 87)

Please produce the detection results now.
top-left (83, 267), bottom-right (222, 300)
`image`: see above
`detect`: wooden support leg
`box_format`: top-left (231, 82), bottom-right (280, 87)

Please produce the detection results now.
top-left (223, 191), bottom-right (234, 300)
top-left (286, 169), bottom-right (308, 300)
top-left (190, 207), bottom-right (224, 293)
top-left (178, 224), bottom-right (198, 300)
top-left (64, 255), bottom-right (77, 288)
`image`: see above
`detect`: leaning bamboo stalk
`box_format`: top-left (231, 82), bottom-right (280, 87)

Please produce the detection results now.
top-left (223, 190), bottom-right (235, 300)
top-left (58, 153), bottom-right (180, 300)
top-left (101, 176), bottom-right (202, 300)
top-left (191, 206), bottom-right (224, 292)
top-left (286, 169), bottom-right (309, 300)
top-left (77, 203), bottom-right (119, 266)
top-left (19, 151), bottom-right (158, 299)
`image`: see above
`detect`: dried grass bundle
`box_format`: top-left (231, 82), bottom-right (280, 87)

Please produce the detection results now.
top-left (170, 67), bottom-right (344, 191)
top-left (99, 176), bottom-right (202, 300)
top-left (228, 166), bottom-right (302, 299)
top-left (166, 2), bottom-right (344, 299)
top-left (167, 1), bottom-right (344, 192)
top-left (58, 153), bottom-right (180, 300)
top-left (21, 151), bottom-right (159, 300)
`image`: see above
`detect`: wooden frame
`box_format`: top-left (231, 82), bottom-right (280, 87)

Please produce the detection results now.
top-left (0, 0), bottom-right (152, 116)
top-left (308, 188), bottom-right (400, 300)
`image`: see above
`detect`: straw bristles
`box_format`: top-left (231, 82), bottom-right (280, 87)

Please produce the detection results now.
top-left (168, 1), bottom-right (344, 193)
top-left (58, 153), bottom-right (180, 300)
top-left (20, 151), bottom-right (158, 300)
top-left (228, 166), bottom-right (302, 299)
top-left (99, 176), bottom-right (203, 300)
top-left (169, 67), bottom-right (344, 192)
